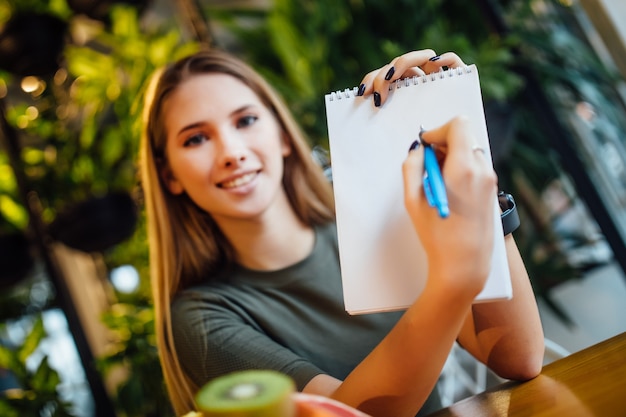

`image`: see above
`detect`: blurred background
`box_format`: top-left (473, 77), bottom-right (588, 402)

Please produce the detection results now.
top-left (0, 0), bottom-right (625, 416)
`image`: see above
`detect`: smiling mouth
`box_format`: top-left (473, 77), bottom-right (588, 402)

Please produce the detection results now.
top-left (219, 172), bottom-right (258, 189)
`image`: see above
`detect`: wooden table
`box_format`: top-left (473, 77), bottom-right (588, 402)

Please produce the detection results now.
top-left (427, 332), bottom-right (626, 416)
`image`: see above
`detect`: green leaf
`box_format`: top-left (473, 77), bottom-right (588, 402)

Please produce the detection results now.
top-left (0, 344), bottom-right (17, 369)
top-left (70, 155), bottom-right (94, 184)
top-left (0, 195), bottom-right (28, 230)
top-left (18, 316), bottom-right (45, 363)
top-left (79, 116), bottom-right (96, 149)
top-left (22, 147), bottom-right (45, 165)
top-left (267, 14), bottom-right (315, 98)
top-left (99, 128), bottom-right (125, 168)
top-left (65, 48), bottom-right (109, 80)
top-left (110, 5), bottom-right (140, 39)
top-left (32, 356), bottom-right (61, 393)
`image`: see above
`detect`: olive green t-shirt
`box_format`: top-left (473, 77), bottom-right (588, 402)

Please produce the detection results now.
top-left (171, 223), bottom-right (442, 415)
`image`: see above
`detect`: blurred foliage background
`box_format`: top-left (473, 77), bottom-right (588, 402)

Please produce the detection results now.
top-left (0, 0), bottom-right (624, 415)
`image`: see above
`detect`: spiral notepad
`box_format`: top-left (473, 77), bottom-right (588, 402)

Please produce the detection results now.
top-left (325, 65), bottom-right (512, 315)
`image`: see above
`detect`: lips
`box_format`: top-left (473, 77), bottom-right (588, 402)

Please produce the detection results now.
top-left (218, 171), bottom-right (259, 189)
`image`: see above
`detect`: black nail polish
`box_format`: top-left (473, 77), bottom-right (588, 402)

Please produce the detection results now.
top-left (384, 66), bottom-right (395, 80)
top-left (429, 55), bottom-right (441, 62)
top-left (357, 83), bottom-right (366, 96)
top-left (373, 92), bottom-right (381, 107)
top-left (409, 140), bottom-right (420, 153)
top-left (442, 65), bottom-right (449, 71)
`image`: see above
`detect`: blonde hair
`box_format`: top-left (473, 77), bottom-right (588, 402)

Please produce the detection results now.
top-left (139, 49), bottom-right (335, 415)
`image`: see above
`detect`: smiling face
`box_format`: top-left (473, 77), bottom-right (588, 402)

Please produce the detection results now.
top-left (161, 73), bottom-right (292, 225)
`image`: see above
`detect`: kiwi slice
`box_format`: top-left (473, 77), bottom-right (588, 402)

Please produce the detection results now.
top-left (195, 370), bottom-right (296, 417)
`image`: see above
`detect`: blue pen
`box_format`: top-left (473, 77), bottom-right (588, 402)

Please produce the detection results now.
top-left (420, 126), bottom-right (450, 218)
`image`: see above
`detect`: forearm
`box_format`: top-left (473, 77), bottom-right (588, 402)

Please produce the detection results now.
top-left (459, 235), bottom-right (545, 380)
top-left (331, 283), bottom-right (477, 417)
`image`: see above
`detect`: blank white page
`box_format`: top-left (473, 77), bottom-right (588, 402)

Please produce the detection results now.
top-left (325, 65), bottom-right (512, 315)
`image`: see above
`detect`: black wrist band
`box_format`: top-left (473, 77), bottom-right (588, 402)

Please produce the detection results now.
top-left (499, 191), bottom-right (520, 236)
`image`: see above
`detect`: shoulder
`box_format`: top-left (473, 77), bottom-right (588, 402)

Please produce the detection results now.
top-left (171, 282), bottom-right (240, 328)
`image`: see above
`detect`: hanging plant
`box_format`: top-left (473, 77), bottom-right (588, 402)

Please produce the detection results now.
top-left (47, 190), bottom-right (138, 253)
top-left (0, 11), bottom-right (68, 77)
top-left (0, 231), bottom-right (34, 289)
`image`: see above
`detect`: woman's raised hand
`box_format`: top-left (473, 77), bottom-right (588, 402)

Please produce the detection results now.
top-left (358, 50), bottom-right (466, 107)
top-left (402, 116), bottom-right (498, 297)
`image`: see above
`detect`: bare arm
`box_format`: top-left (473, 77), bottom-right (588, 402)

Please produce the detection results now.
top-left (304, 274), bottom-right (491, 417)
top-left (304, 237), bottom-right (544, 416)
top-left (457, 234), bottom-right (545, 380)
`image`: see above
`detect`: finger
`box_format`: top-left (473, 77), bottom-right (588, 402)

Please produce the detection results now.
top-left (403, 66), bottom-right (427, 78)
top-left (358, 50), bottom-right (434, 91)
top-left (370, 49), bottom-right (438, 106)
top-left (357, 68), bottom-right (381, 98)
top-left (422, 116), bottom-right (496, 184)
top-left (370, 63), bottom-right (396, 106)
top-left (422, 52), bottom-right (466, 74)
top-left (420, 115), bottom-right (474, 156)
top-left (387, 49), bottom-right (438, 79)
top-left (402, 140), bottom-right (425, 212)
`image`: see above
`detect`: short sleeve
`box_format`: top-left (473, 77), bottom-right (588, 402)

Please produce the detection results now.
top-left (170, 289), bottom-right (324, 391)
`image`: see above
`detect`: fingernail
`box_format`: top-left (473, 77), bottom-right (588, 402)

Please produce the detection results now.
top-left (419, 125), bottom-right (429, 145)
top-left (357, 83), bottom-right (366, 96)
top-left (442, 65), bottom-right (449, 71)
top-left (429, 55), bottom-right (441, 62)
top-left (408, 140), bottom-right (421, 153)
top-left (384, 66), bottom-right (395, 80)
top-left (373, 92), bottom-right (381, 107)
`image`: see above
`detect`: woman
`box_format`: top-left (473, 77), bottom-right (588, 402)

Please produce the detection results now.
top-left (139, 48), bottom-right (544, 417)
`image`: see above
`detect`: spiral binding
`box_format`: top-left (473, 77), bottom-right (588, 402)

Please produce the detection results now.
top-left (326, 66), bottom-right (473, 101)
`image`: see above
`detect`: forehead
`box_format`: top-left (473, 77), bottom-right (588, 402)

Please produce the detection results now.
top-left (163, 73), bottom-right (262, 122)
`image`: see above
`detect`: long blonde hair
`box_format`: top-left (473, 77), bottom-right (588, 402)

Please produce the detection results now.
top-left (139, 49), bottom-right (335, 415)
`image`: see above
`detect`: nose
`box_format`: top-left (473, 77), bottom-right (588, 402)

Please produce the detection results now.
top-left (223, 152), bottom-right (246, 167)
top-left (217, 133), bottom-right (247, 168)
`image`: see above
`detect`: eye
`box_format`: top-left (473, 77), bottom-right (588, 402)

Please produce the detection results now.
top-left (183, 132), bottom-right (208, 147)
top-left (236, 114), bottom-right (258, 129)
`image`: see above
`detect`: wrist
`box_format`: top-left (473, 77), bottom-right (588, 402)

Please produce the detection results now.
top-left (499, 191), bottom-right (520, 236)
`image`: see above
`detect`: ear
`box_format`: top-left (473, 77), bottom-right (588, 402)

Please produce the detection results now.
top-left (281, 131), bottom-right (292, 157)
top-left (159, 164), bottom-right (184, 195)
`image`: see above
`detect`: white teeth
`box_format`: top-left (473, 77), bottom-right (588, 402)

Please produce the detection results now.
top-left (221, 172), bottom-right (256, 189)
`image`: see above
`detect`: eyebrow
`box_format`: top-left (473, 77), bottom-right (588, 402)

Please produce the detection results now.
top-left (176, 104), bottom-right (256, 137)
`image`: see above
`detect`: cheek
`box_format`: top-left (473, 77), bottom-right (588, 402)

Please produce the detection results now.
top-left (168, 150), bottom-right (213, 187)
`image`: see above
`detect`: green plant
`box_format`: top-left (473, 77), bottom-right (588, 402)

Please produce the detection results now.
top-left (2, 5), bottom-right (199, 224)
top-left (0, 152), bottom-right (28, 234)
top-left (487, 0), bottom-right (626, 323)
top-left (96, 213), bottom-right (172, 416)
top-left (1, 2), bottom-right (199, 415)
top-left (57, 6), bottom-right (199, 415)
top-left (204, 0), bottom-right (523, 147)
top-left (97, 301), bottom-right (172, 417)
top-left (0, 315), bottom-right (76, 417)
